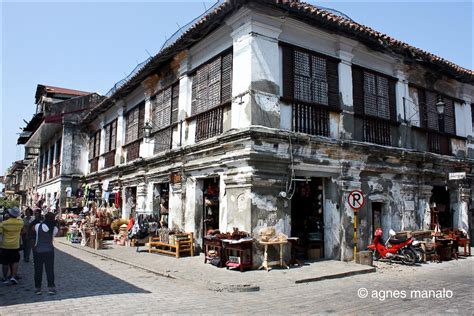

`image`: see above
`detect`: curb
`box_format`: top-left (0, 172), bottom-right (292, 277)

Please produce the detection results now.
top-left (294, 267), bottom-right (376, 284)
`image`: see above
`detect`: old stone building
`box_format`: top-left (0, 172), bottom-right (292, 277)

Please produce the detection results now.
top-left (17, 0), bottom-right (474, 264)
top-left (18, 85), bottom-right (104, 210)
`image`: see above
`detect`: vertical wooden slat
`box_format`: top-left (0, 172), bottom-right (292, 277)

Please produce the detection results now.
top-left (282, 45), bottom-right (294, 99)
top-left (388, 78), bottom-right (397, 122)
top-left (327, 59), bottom-right (339, 108)
top-left (352, 66), bottom-right (365, 115)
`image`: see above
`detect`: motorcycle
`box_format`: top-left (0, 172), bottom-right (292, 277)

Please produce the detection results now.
top-left (367, 227), bottom-right (417, 265)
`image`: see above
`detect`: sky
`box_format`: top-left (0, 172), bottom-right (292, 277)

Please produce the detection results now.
top-left (1, 0), bottom-right (473, 177)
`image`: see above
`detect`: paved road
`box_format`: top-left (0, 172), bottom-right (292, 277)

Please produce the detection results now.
top-left (1, 242), bottom-right (472, 315)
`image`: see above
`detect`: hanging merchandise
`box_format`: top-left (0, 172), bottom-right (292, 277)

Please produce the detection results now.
top-left (66, 186), bottom-right (72, 198)
top-left (76, 187), bottom-right (84, 198)
top-left (102, 180), bottom-right (110, 192)
top-left (115, 191), bottom-right (121, 209)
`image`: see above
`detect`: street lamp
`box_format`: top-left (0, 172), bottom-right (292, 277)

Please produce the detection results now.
top-left (143, 121), bottom-right (153, 140)
top-left (436, 94), bottom-right (446, 115)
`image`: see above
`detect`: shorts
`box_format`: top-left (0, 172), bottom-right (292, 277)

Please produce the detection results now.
top-left (0, 248), bottom-right (21, 265)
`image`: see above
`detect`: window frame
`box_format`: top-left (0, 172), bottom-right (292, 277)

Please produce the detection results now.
top-left (188, 48), bottom-right (233, 120)
top-left (103, 119), bottom-right (117, 153)
top-left (280, 42), bottom-right (340, 111)
top-left (125, 102), bottom-right (145, 145)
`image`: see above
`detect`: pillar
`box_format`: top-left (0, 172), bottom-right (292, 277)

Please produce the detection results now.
top-left (98, 117), bottom-right (106, 170)
top-left (115, 106), bottom-right (125, 166)
top-left (136, 182), bottom-right (147, 215)
top-left (227, 8), bottom-right (283, 129)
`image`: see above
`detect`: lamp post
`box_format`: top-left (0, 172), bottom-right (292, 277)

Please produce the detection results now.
top-left (436, 94), bottom-right (446, 133)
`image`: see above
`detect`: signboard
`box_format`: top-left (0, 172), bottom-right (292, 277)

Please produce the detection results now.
top-left (449, 172), bottom-right (466, 180)
top-left (348, 190), bottom-right (365, 210)
top-left (404, 201), bottom-right (415, 211)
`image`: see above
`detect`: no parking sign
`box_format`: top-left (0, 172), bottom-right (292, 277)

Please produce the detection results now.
top-left (348, 190), bottom-right (364, 210)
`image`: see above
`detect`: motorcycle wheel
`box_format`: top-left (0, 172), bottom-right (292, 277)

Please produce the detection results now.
top-left (401, 248), bottom-right (416, 265)
top-left (372, 250), bottom-right (381, 261)
top-left (413, 247), bottom-right (425, 263)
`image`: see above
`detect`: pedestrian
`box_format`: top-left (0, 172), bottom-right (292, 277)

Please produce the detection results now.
top-left (21, 207), bottom-right (33, 262)
top-left (0, 207), bottom-right (24, 285)
top-left (33, 212), bottom-right (58, 295)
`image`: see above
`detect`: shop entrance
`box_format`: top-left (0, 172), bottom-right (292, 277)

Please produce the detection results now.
top-left (372, 202), bottom-right (383, 237)
top-left (291, 177), bottom-right (324, 260)
top-left (153, 183), bottom-right (169, 226)
top-left (203, 177), bottom-right (220, 239)
top-left (430, 186), bottom-right (451, 229)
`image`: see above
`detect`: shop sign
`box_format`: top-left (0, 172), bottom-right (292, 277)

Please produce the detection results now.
top-left (404, 201), bottom-right (415, 211)
top-left (348, 190), bottom-right (364, 210)
top-left (449, 172), bottom-right (466, 180)
top-left (169, 172), bottom-right (181, 184)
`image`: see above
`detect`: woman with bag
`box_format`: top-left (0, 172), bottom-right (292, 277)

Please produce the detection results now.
top-left (33, 212), bottom-right (58, 295)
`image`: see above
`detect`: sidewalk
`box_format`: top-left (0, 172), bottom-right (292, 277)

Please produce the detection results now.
top-left (56, 238), bottom-right (375, 292)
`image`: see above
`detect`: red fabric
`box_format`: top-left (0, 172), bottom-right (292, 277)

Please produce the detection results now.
top-left (126, 217), bottom-right (134, 231)
top-left (115, 192), bottom-right (121, 208)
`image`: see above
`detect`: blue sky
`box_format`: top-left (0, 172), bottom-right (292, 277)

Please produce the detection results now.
top-left (1, 0), bottom-right (473, 176)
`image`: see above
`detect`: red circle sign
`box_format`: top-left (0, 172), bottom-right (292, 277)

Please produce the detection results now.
top-left (348, 190), bottom-right (365, 209)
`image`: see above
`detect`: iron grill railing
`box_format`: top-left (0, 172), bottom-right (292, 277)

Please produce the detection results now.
top-left (292, 103), bottom-right (329, 137)
top-left (104, 151), bottom-right (116, 169)
top-left (363, 116), bottom-right (391, 146)
top-left (428, 132), bottom-right (450, 155)
top-left (195, 107), bottom-right (224, 142)
top-left (89, 157), bottom-right (99, 173)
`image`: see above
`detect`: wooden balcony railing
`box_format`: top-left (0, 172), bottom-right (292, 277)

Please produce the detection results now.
top-left (428, 132), bottom-right (450, 155)
top-left (54, 162), bottom-right (61, 177)
top-left (363, 116), bottom-right (392, 146)
top-left (126, 141), bottom-right (141, 162)
top-left (89, 157), bottom-right (99, 173)
top-left (293, 103), bottom-right (330, 137)
top-left (195, 107), bottom-right (224, 142)
top-left (103, 150), bottom-right (116, 169)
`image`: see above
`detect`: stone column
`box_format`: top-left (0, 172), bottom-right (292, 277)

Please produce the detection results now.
top-left (136, 182), bottom-right (147, 215)
top-left (418, 185), bottom-right (433, 230)
top-left (141, 96), bottom-right (153, 158)
top-left (98, 117), bottom-right (106, 170)
top-left (338, 161), bottom-right (362, 261)
top-left (115, 105), bottom-right (125, 166)
top-left (228, 9), bottom-right (283, 129)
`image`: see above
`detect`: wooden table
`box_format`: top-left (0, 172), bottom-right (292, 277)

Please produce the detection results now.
top-left (258, 240), bottom-right (289, 271)
top-left (203, 236), bottom-right (225, 267)
top-left (222, 239), bottom-right (253, 272)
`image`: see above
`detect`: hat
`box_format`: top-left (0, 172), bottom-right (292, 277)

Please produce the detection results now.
top-left (7, 207), bottom-right (21, 218)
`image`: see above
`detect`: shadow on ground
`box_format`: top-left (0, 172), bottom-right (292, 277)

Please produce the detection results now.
top-left (0, 248), bottom-right (150, 307)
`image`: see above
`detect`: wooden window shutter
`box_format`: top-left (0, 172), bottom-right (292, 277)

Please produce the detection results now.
top-left (171, 83), bottom-right (179, 124)
top-left (191, 74), bottom-right (198, 115)
top-left (138, 103), bottom-right (145, 139)
top-left (282, 45), bottom-right (294, 98)
top-left (327, 59), bottom-right (339, 108)
top-left (105, 124), bottom-right (111, 153)
top-left (221, 52), bottom-right (233, 103)
top-left (88, 136), bottom-right (94, 160)
top-left (388, 78), bottom-right (397, 122)
top-left (443, 98), bottom-right (455, 135)
top-left (110, 120), bottom-right (117, 150)
top-left (352, 66), bottom-right (364, 115)
top-left (418, 89), bottom-right (427, 129)
top-left (94, 131), bottom-right (100, 157)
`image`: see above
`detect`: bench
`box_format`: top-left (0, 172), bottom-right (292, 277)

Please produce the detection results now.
top-left (148, 233), bottom-right (194, 258)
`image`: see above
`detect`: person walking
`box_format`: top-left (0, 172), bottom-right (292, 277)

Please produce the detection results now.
top-left (33, 212), bottom-right (58, 295)
top-left (0, 207), bottom-right (24, 285)
top-left (21, 208), bottom-right (33, 262)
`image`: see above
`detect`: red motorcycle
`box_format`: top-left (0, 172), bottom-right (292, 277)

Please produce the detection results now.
top-left (368, 227), bottom-right (416, 265)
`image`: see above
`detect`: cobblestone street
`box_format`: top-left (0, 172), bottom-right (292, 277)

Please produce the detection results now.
top-left (1, 242), bottom-right (472, 315)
